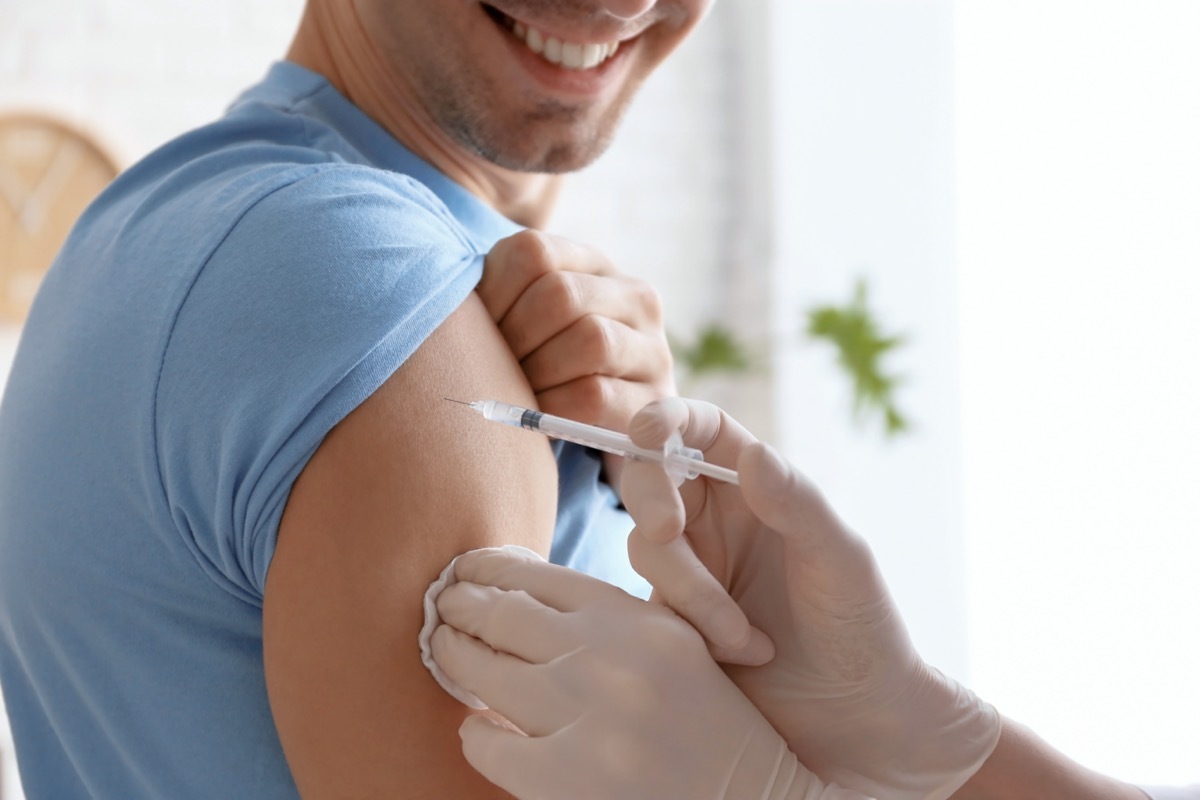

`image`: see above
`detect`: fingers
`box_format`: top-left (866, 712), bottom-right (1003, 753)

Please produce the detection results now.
top-left (520, 314), bottom-right (669, 390)
top-left (620, 397), bottom-right (752, 540)
top-left (533, 375), bottom-right (666, 432)
top-left (629, 397), bottom-right (753, 487)
top-left (708, 628), bottom-right (776, 667)
top-left (619, 459), bottom-right (685, 544)
top-left (627, 532), bottom-right (774, 664)
top-left (620, 400), bottom-right (773, 664)
top-left (516, 310), bottom-right (673, 432)
top-left (737, 441), bottom-right (847, 556)
top-left (477, 230), bottom-right (617, 324)
top-left (478, 229), bottom-right (675, 434)
top-left (500, 271), bottom-right (661, 361)
top-left (436, 581), bottom-right (571, 664)
top-left (458, 714), bottom-right (550, 800)
top-left (451, 547), bottom-right (625, 613)
top-left (431, 626), bottom-right (571, 737)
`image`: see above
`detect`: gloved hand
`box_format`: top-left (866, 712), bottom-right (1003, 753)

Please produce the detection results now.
top-left (430, 547), bottom-right (874, 800)
top-left (620, 397), bottom-right (1002, 800)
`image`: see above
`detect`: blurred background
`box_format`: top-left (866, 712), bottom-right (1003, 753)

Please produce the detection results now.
top-left (1, 0), bottom-right (1198, 796)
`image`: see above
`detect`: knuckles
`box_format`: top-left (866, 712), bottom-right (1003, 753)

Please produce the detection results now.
top-left (629, 277), bottom-right (664, 324)
top-left (495, 228), bottom-right (555, 269)
top-left (541, 375), bottom-right (613, 422)
top-left (539, 270), bottom-right (582, 310)
top-left (577, 313), bottom-right (619, 366)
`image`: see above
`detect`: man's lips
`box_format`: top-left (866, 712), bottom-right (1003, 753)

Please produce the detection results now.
top-left (482, 4), bottom-right (625, 71)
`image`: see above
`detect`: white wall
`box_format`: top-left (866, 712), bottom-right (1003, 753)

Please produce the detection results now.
top-left (958, 0), bottom-right (1200, 785)
top-left (763, 0), bottom-right (968, 680)
top-left (0, 0), bottom-right (307, 166)
top-left (759, 0), bottom-right (1200, 786)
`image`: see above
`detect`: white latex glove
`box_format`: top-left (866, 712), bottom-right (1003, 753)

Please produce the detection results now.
top-left (620, 397), bottom-right (1002, 800)
top-left (429, 547), bottom-right (873, 800)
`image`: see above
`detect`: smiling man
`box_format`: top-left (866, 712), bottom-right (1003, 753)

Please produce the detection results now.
top-left (0, 0), bottom-right (707, 797)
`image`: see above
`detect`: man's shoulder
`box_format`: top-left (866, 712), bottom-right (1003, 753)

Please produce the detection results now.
top-left (97, 104), bottom-right (471, 265)
top-left (228, 160), bottom-right (474, 258)
top-left (62, 122), bottom-right (482, 334)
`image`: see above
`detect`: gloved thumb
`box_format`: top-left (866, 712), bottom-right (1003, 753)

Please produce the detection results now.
top-left (737, 441), bottom-right (849, 557)
top-left (459, 714), bottom-right (535, 797)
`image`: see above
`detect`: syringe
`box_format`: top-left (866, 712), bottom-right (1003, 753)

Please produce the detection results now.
top-left (445, 398), bottom-right (739, 486)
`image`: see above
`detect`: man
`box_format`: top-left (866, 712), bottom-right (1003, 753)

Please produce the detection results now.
top-left (0, 0), bottom-right (707, 796)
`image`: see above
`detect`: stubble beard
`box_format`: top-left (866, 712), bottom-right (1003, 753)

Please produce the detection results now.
top-left (424, 73), bottom-right (631, 175)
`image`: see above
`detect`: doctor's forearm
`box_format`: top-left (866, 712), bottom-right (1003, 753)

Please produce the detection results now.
top-left (950, 717), bottom-right (1148, 800)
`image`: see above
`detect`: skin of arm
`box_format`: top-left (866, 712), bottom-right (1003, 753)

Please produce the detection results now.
top-left (263, 293), bottom-right (556, 799)
top-left (951, 717), bottom-right (1150, 800)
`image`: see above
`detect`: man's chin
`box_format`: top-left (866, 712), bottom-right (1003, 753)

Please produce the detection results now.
top-left (449, 106), bottom-right (622, 174)
top-left (470, 131), bottom-right (616, 174)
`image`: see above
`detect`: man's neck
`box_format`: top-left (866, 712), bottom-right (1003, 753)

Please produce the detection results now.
top-left (286, 2), bottom-right (563, 228)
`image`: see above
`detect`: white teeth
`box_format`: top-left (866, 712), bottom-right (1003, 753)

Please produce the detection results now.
top-left (560, 42), bottom-right (584, 69)
top-left (581, 43), bottom-right (604, 69)
top-left (509, 18), bottom-right (621, 71)
top-left (526, 27), bottom-right (544, 54)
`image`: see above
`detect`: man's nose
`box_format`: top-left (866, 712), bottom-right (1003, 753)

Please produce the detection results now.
top-left (598, 0), bottom-right (656, 21)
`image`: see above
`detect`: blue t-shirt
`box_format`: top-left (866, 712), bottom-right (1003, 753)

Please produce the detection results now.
top-left (0, 62), bottom-right (647, 798)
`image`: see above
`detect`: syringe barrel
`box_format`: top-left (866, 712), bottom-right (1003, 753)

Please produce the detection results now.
top-left (470, 400), bottom-right (737, 485)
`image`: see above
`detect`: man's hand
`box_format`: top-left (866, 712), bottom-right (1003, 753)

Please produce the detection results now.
top-left (477, 230), bottom-right (675, 432)
top-left (619, 398), bottom-right (1001, 800)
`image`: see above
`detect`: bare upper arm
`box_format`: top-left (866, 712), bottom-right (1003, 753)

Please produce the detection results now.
top-left (264, 292), bottom-right (556, 798)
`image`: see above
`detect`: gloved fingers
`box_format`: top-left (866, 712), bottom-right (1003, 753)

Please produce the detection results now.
top-left (458, 714), bottom-right (556, 800)
top-left (431, 625), bottom-right (573, 736)
top-left (737, 442), bottom-right (858, 558)
top-left (628, 531), bottom-right (774, 665)
top-left (629, 396), bottom-right (755, 479)
top-left (451, 547), bottom-right (624, 613)
top-left (706, 628), bottom-right (776, 668)
top-left (436, 581), bottom-right (576, 664)
top-left (627, 395), bottom-right (698, 447)
top-left (619, 458), bottom-right (686, 544)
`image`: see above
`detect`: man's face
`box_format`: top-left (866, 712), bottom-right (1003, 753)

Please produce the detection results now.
top-left (355, 0), bottom-right (713, 174)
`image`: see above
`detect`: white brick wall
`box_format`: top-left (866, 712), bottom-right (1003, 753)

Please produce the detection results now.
top-left (0, 0), bottom-right (306, 164)
top-left (0, 4), bottom-right (747, 797)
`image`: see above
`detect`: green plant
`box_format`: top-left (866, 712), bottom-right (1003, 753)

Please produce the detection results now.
top-left (670, 277), bottom-right (910, 439)
top-left (805, 278), bottom-right (909, 437)
top-left (671, 323), bottom-right (752, 377)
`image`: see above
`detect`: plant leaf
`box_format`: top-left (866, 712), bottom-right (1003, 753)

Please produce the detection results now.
top-left (805, 278), bottom-right (911, 438)
top-left (673, 323), bottom-right (752, 377)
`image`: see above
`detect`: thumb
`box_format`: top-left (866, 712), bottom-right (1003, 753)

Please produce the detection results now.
top-left (740, 443), bottom-right (902, 626)
top-left (459, 714), bottom-right (539, 798)
top-left (737, 442), bottom-right (848, 555)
